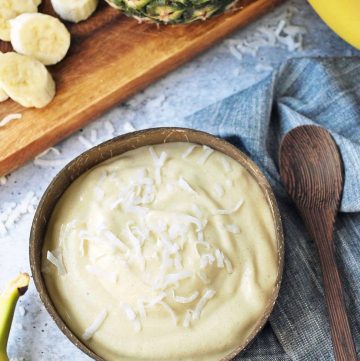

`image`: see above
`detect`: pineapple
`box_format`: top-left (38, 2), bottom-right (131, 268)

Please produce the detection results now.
top-left (105, 0), bottom-right (238, 24)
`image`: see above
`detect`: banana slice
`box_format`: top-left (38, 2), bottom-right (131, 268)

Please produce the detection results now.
top-left (0, 52), bottom-right (8, 102)
top-left (0, 0), bottom-right (41, 41)
top-left (51, 0), bottom-right (98, 23)
top-left (10, 13), bottom-right (71, 65)
top-left (0, 52), bottom-right (56, 108)
top-left (0, 88), bottom-right (8, 102)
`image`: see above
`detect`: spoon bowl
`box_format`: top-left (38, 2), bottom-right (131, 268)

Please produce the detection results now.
top-left (279, 125), bottom-right (342, 209)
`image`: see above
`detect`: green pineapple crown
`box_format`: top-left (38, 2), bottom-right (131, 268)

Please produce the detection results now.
top-left (106, 0), bottom-right (237, 24)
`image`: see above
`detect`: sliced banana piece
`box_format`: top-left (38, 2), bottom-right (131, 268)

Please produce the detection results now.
top-left (10, 13), bottom-right (71, 65)
top-left (0, 52), bottom-right (8, 102)
top-left (0, 88), bottom-right (8, 102)
top-left (0, 0), bottom-right (41, 41)
top-left (51, 0), bottom-right (98, 23)
top-left (0, 52), bottom-right (56, 108)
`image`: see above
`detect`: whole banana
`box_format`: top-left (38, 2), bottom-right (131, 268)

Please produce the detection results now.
top-left (0, 273), bottom-right (30, 361)
top-left (308, 0), bottom-right (360, 49)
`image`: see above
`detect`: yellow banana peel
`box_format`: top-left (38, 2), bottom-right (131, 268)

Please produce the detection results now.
top-left (0, 273), bottom-right (30, 361)
top-left (308, 0), bottom-right (360, 50)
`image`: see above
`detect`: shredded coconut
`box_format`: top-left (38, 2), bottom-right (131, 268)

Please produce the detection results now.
top-left (149, 146), bottom-right (167, 184)
top-left (192, 289), bottom-right (216, 321)
top-left (191, 204), bottom-right (203, 219)
top-left (159, 301), bottom-right (177, 325)
top-left (126, 222), bottom-right (145, 271)
top-left (122, 303), bottom-right (141, 332)
top-left (194, 241), bottom-right (210, 256)
top-left (102, 229), bottom-right (129, 253)
top-left (221, 158), bottom-right (231, 173)
top-left (255, 63), bottom-right (274, 73)
top-left (173, 290), bottom-right (199, 304)
top-left (226, 7), bottom-right (306, 62)
top-left (199, 254), bottom-right (216, 269)
top-left (18, 306), bottom-right (26, 317)
top-left (47, 250), bottom-right (67, 276)
top-left (34, 147), bottom-right (68, 168)
top-left (78, 135), bottom-right (93, 149)
top-left (82, 309), bottom-right (107, 340)
top-left (123, 121), bottom-right (136, 132)
top-left (182, 144), bottom-right (197, 159)
top-left (214, 199), bottom-right (244, 215)
top-left (224, 224), bottom-right (241, 234)
top-left (90, 129), bottom-right (98, 143)
top-left (104, 120), bottom-right (115, 137)
top-left (197, 145), bottom-right (214, 165)
top-left (215, 249), bottom-right (225, 268)
top-left (224, 258), bottom-right (233, 274)
top-left (137, 300), bottom-right (146, 319)
top-left (0, 113), bottom-right (22, 127)
top-left (213, 184), bottom-right (224, 198)
top-left (197, 271), bottom-right (210, 285)
top-left (145, 292), bottom-right (167, 307)
top-left (59, 220), bottom-right (77, 247)
top-left (158, 270), bottom-right (193, 289)
top-left (275, 19), bottom-right (286, 36)
top-left (124, 205), bottom-right (149, 216)
top-left (79, 230), bottom-right (121, 253)
top-left (178, 177), bottom-right (197, 195)
top-left (183, 309), bottom-right (193, 328)
top-left (122, 303), bottom-right (136, 321)
top-left (0, 192), bottom-right (38, 235)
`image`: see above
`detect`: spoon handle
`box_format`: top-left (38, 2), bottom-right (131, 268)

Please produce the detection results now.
top-left (301, 208), bottom-right (358, 361)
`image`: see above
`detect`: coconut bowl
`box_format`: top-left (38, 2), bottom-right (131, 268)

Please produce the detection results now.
top-left (30, 127), bottom-right (284, 361)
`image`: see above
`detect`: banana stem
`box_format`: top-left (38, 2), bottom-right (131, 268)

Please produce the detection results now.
top-left (0, 274), bottom-right (30, 361)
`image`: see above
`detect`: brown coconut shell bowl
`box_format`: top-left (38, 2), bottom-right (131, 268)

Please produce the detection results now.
top-left (30, 127), bottom-right (284, 361)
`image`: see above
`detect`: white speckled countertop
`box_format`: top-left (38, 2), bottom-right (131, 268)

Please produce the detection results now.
top-left (0, 0), bottom-right (359, 360)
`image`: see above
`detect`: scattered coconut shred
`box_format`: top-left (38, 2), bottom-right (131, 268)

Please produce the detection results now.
top-left (227, 6), bottom-right (307, 65)
top-left (34, 147), bottom-right (69, 168)
top-left (0, 191), bottom-right (38, 236)
top-left (122, 303), bottom-right (142, 332)
top-left (78, 134), bottom-right (93, 149)
top-left (197, 145), bottom-right (214, 165)
top-left (47, 250), bottom-right (67, 276)
top-left (82, 309), bottom-right (108, 341)
top-left (149, 146), bottom-right (167, 184)
top-left (0, 113), bottom-right (22, 127)
top-left (104, 120), bottom-right (115, 137)
top-left (178, 177), bottom-right (197, 194)
top-left (182, 144), bottom-right (197, 159)
top-left (123, 121), bottom-right (136, 133)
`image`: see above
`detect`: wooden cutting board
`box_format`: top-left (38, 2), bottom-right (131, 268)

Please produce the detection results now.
top-left (0, 0), bottom-right (282, 177)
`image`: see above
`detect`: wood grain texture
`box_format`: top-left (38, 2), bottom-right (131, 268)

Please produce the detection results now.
top-left (0, 0), bottom-right (282, 177)
top-left (279, 125), bottom-right (358, 361)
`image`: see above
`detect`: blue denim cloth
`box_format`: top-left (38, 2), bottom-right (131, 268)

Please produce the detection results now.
top-left (176, 58), bottom-right (360, 360)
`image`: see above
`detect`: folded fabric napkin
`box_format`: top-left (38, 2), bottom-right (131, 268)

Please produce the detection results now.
top-left (173, 57), bottom-right (360, 360)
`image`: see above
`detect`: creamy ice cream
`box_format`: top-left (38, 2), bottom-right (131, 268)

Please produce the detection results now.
top-left (42, 142), bottom-right (279, 361)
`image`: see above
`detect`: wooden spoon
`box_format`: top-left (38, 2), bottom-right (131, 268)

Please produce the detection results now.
top-left (279, 125), bottom-right (358, 361)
